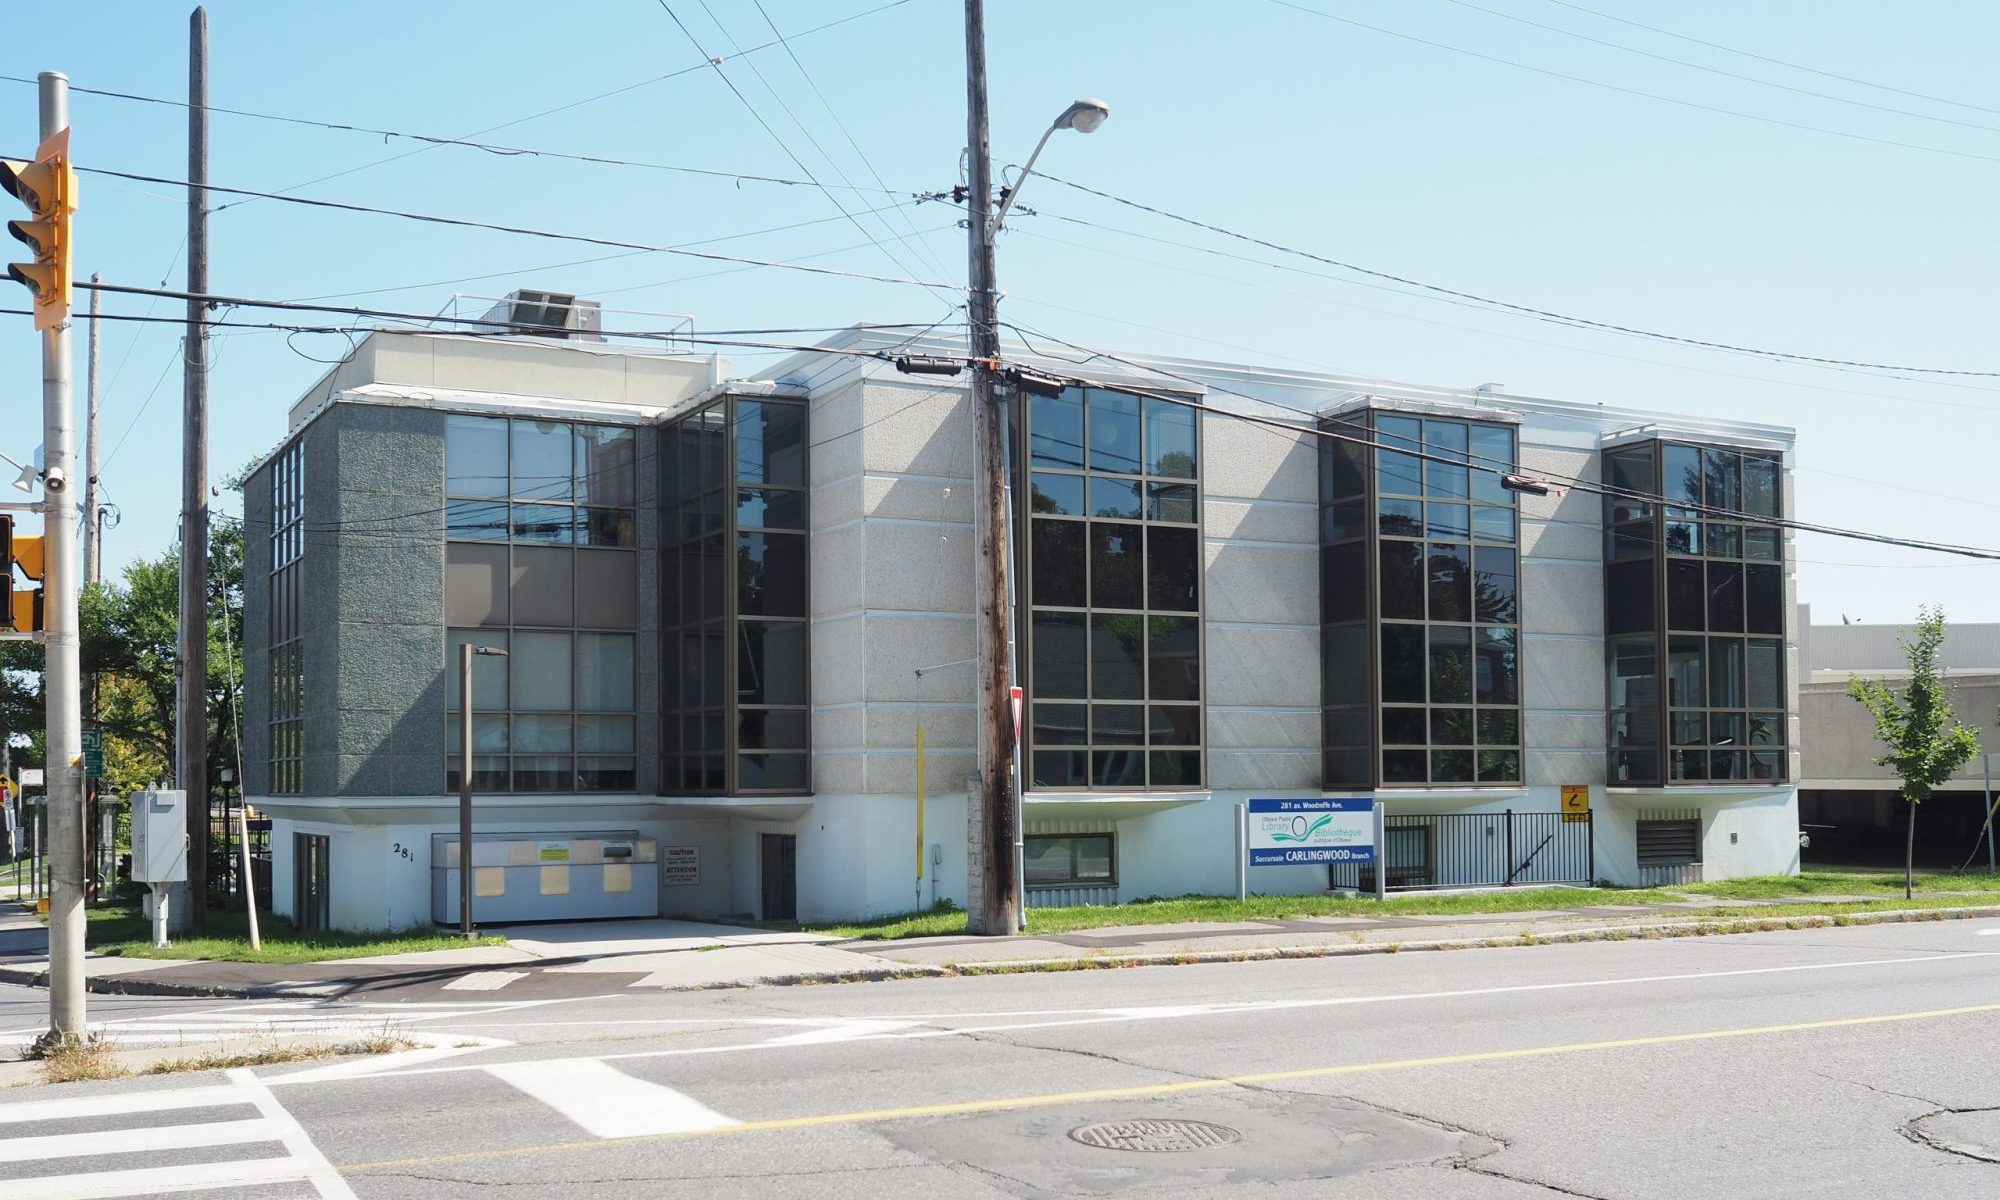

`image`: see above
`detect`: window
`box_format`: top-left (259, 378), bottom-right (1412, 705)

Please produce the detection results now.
top-left (1603, 442), bottom-right (1787, 785)
top-left (1024, 833), bottom-right (1116, 888)
top-left (661, 396), bottom-right (810, 795)
top-left (1023, 386), bottom-right (1203, 790)
top-left (268, 439), bottom-right (304, 795)
top-left (444, 414), bottom-right (637, 547)
top-left (1321, 411), bottom-right (1522, 788)
top-left (444, 414), bottom-right (639, 794)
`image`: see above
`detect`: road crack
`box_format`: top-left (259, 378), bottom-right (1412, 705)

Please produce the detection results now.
top-left (1808, 1070), bottom-right (1944, 1108)
top-left (1901, 1106), bottom-right (2000, 1165)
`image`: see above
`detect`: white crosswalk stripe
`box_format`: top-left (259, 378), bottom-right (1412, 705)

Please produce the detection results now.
top-left (484, 1057), bottom-right (738, 1138)
top-left (0, 1068), bottom-right (354, 1199)
top-left (1, 997), bottom-right (538, 1055)
top-left (441, 970), bottom-right (529, 991)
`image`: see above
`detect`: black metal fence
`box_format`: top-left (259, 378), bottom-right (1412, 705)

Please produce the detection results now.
top-left (1328, 810), bottom-right (1594, 892)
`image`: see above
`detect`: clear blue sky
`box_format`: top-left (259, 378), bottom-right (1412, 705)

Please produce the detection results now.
top-left (6, 1), bottom-right (1999, 622)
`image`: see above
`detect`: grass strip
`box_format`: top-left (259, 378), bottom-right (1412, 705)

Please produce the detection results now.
top-left (801, 870), bottom-right (2000, 941)
top-left (78, 904), bottom-right (506, 964)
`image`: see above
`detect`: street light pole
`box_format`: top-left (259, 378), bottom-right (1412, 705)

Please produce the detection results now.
top-left (961, 0), bottom-right (1016, 937)
top-left (458, 642), bottom-right (505, 940)
top-left (961, 1), bottom-right (1107, 934)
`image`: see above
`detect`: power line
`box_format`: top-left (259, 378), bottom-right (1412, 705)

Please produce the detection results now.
top-left (1035, 170), bottom-right (2000, 379)
top-left (65, 163), bottom-right (955, 292)
top-left (689, 0), bottom-right (942, 282)
top-left (748, 0), bottom-right (957, 281)
top-left (77, 278), bottom-right (958, 343)
top-left (1006, 221), bottom-right (2000, 411)
top-left (0, 74), bottom-right (913, 196)
top-left (102, 339), bottom-right (183, 468)
top-left (997, 318), bottom-right (2000, 563)
top-left (1539, 0), bottom-right (2000, 119)
top-left (1263, 0), bottom-right (2000, 168)
top-left (0, 0), bottom-right (924, 213)
top-left (1437, 0), bottom-right (2000, 138)
top-left (10, 304), bottom-right (960, 365)
top-left (284, 205), bottom-right (949, 306)
top-left (657, 0), bottom-right (953, 310)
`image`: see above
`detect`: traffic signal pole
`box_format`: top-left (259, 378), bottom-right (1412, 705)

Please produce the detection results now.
top-left (34, 70), bottom-right (85, 1038)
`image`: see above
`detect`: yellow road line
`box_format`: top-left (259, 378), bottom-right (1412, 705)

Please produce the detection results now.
top-left (341, 1000), bottom-right (2000, 1174)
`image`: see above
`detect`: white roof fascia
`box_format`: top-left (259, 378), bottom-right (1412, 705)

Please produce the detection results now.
top-left (330, 384), bottom-right (676, 424)
top-left (1599, 422), bottom-right (1793, 456)
top-left (653, 377), bottom-right (808, 425)
top-left (776, 328), bottom-right (1798, 447)
top-left (1322, 394), bottom-right (1525, 425)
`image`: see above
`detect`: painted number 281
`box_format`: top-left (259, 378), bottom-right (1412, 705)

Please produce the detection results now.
top-left (390, 842), bottom-right (415, 861)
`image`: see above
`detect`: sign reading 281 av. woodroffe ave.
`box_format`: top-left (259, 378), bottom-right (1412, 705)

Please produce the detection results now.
top-left (1247, 798), bottom-right (1376, 865)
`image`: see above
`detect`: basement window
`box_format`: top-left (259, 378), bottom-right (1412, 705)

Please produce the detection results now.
top-left (1024, 834), bottom-right (1116, 888)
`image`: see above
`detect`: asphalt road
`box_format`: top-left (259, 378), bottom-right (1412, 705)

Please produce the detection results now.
top-left (4, 919), bottom-right (1999, 1198)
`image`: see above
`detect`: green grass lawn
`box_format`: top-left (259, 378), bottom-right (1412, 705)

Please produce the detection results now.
top-left (801, 870), bottom-right (2000, 941)
top-left (78, 904), bottom-right (506, 964)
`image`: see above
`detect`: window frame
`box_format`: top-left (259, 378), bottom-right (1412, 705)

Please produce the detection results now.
top-left (442, 412), bottom-right (642, 795)
top-left (1603, 440), bottom-right (1788, 787)
top-left (659, 394), bottom-right (812, 797)
top-left (1322, 409), bottom-right (1524, 790)
top-left (1016, 384), bottom-right (1206, 792)
top-left (443, 414), bottom-right (639, 548)
top-left (1023, 832), bottom-right (1118, 889)
top-left (267, 438), bottom-right (305, 795)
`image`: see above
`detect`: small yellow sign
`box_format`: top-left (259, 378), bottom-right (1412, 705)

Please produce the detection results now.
top-left (537, 842), bottom-right (571, 864)
top-left (1561, 784), bottom-right (1591, 823)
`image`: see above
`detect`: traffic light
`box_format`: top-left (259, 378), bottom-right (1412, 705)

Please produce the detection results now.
top-left (1, 514), bottom-right (44, 633)
top-left (0, 127), bottom-right (75, 331)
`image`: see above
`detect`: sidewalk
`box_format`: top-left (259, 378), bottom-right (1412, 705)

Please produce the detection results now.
top-left (0, 907), bottom-right (930, 998)
top-left (2, 895), bottom-right (1996, 999)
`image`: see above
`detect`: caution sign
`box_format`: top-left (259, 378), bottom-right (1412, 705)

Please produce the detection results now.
top-left (1561, 784), bottom-right (1591, 824)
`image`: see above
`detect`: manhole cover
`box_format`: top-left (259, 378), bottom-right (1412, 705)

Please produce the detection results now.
top-left (1069, 1119), bottom-right (1244, 1153)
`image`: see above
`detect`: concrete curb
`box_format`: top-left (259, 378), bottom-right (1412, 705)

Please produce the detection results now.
top-left (926, 904), bottom-right (2000, 977)
top-left (0, 951), bottom-right (956, 1000)
top-left (2, 903), bottom-right (1993, 998)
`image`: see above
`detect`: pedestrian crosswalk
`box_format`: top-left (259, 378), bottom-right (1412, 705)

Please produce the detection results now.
top-left (3, 997), bottom-right (531, 1058)
top-left (0, 1068), bottom-right (354, 1199)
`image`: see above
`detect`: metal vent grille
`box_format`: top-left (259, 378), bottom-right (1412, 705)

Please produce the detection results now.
top-left (1637, 818), bottom-right (1701, 867)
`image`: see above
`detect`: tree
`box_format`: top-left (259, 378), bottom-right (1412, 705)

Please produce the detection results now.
top-left (1847, 606), bottom-right (1980, 899)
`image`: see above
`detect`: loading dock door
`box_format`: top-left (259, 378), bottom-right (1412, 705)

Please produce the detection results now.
top-left (761, 833), bottom-right (797, 921)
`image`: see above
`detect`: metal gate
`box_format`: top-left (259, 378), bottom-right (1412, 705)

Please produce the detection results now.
top-left (1328, 810), bottom-right (1594, 892)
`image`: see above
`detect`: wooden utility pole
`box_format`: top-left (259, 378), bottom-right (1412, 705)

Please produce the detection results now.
top-left (177, 5), bottom-right (210, 930)
top-left (962, 0), bottom-right (1019, 936)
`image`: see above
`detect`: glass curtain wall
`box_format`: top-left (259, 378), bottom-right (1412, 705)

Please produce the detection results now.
top-left (1021, 385), bottom-right (1203, 790)
top-left (1321, 410), bottom-right (1522, 788)
top-left (443, 415), bottom-right (640, 793)
top-left (267, 439), bottom-right (304, 794)
top-left (660, 395), bottom-right (810, 795)
top-left (1604, 441), bottom-right (1786, 785)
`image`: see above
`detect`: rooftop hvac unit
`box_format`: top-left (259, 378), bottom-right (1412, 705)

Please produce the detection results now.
top-left (481, 289), bottom-right (604, 341)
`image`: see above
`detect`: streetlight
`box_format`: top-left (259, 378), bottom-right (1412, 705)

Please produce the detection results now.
top-left (990, 98), bottom-right (1110, 234)
top-left (960, 72), bottom-right (1110, 936)
top-left (457, 642), bottom-right (506, 940)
